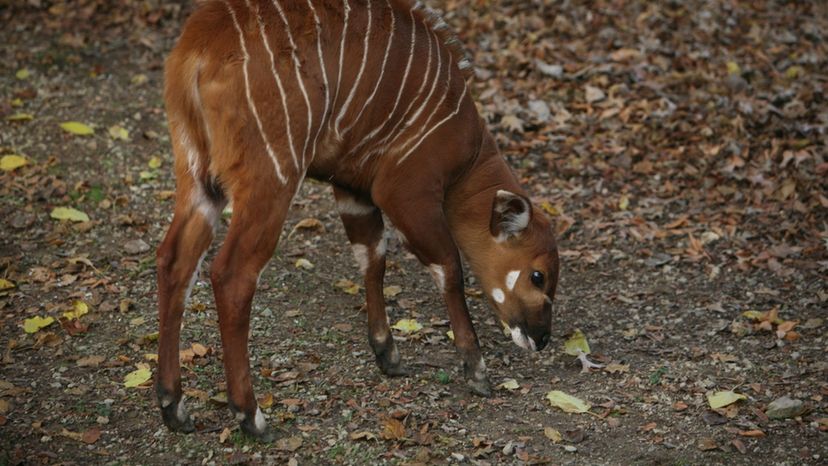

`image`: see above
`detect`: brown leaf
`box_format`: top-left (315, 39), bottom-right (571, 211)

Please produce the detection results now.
top-left (350, 431), bottom-right (378, 441)
top-left (82, 427), bottom-right (101, 444)
top-left (738, 429), bottom-right (765, 438)
top-left (77, 355), bottom-right (105, 367)
top-left (672, 401), bottom-right (688, 412)
top-left (381, 417), bottom-right (406, 441)
top-left (731, 439), bottom-right (747, 454)
top-left (698, 438), bottom-right (718, 451)
top-left (275, 435), bottom-right (303, 452)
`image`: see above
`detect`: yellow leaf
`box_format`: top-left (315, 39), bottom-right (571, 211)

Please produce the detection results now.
top-left (707, 390), bottom-right (746, 409)
top-left (446, 330), bottom-right (454, 341)
top-left (785, 66), bottom-right (804, 79)
top-left (334, 278), bottom-right (361, 295)
top-left (391, 319), bottom-right (423, 334)
top-left (618, 195), bottom-right (630, 211)
top-left (6, 113), bottom-right (33, 121)
top-left (0, 155), bottom-right (28, 171)
top-left (726, 61), bottom-right (741, 76)
top-left (0, 278), bottom-right (15, 290)
top-left (50, 207), bottom-right (90, 222)
top-left (259, 392), bottom-right (274, 409)
top-left (383, 285), bottom-right (402, 298)
top-left (546, 390), bottom-right (591, 413)
top-left (144, 353), bottom-right (158, 362)
top-left (24, 316), bottom-right (55, 333)
top-left (540, 201), bottom-right (560, 216)
top-left (564, 329), bottom-right (591, 356)
top-left (498, 378), bottom-right (520, 390)
top-left (16, 68), bottom-right (30, 80)
top-left (124, 366), bottom-right (152, 388)
top-left (742, 310), bottom-right (764, 321)
top-left (131, 74), bottom-right (148, 85)
top-left (108, 125), bottom-right (129, 141)
top-left (63, 300), bottom-right (89, 320)
top-left (59, 121), bottom-right (94, 136)
top-left (11, 98), bottom-right (23, 107)
top-left (295, 258), bottom-right (314, 270)
top-left (544, 426), bottom-right (562, 443)
top-left (147, 155), bottom-right (162, 169)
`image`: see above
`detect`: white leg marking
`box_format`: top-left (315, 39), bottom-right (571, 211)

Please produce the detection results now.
top-left (336, 197), bottom-right (376, 216)
top-left (343, 0), bottom-right (395, 136)
top-left (184, 252), bottom-right (208, 304)
top-left (373, 330), bottom-right (389, 344)
top-left (271, 0), bottom-right (313, 168)
top-left (396, 84), bottom-right (468, 165)
top-left (249, 1), bottom-right (300, 172)
top-left (307, 0), bottom-right (329, 163)
top-left (474, 357), bottom-right (487, 381)
top-left (428, 264), bottom-right (446, 293)
top-left (374, 238), bottom-right (387, 258)
top-left (491, 287), bottom-right (505, 304)
top-left (335, 0), bottom-right (372, 135)
top-left (509, 327), bottom-right (536, 351)
top-left (352, 5), bottom-right (417, 161)
top-left (505, 270), bottom-right (521, 292)
top-left (351, 244), bottom-right (370, 274)
top-left (160, 394), bottom-right (174, 408)
top-left (178, 127), bottom-right (200, 178)
top-left (254, 407), bottom-right (267, 432)
top-left (224, 0), bottom-right (288, 184)
top-left (175, 396), bottom-right (189, 422)
top-left (331, 0), bottom-right (351, 135)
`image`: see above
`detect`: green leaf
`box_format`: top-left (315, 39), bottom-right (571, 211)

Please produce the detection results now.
top-left (707, 390), bottom-right (746, 409)
top-left (59, 121), bottom-right (94, 136)
top-left (108, 125), bottom-right (129, 141)
top-left (6, 113), bottom-right (34, 121)
top-left (563, 329), bottom-right (591, 356)
top-left (50, 207), bottom-right (90, 222)
top-left (546, 390), bottom-right (591, 413)
top-left (147, 155), bottom-right (162, 169)
top-left (16, 68), bottom-right (30, 80)
top-left (24, 316), bottom-right (55, 333)
top-left (0, 155), bottom-right (28, 171)
top-left (391, 319), bottom-right (422, 334)
top-left (124, 366), bottom-right (152, 388)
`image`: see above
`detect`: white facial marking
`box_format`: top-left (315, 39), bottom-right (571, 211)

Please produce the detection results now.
top-left (336, 197), bottom-right (376, 216)
top-left (254, 407), bottom-right (267, 432)
top-left (271, 0), bottom-right (313, 167)
top-left (224, 0), bottom-right (288, 184)
top-left (351, 244), bottom-right (370, 274)
top-left (491, 288), bottom-right (505, 304)
top-left (505, 270), bottom-right (521, 291)
top-left (428, 264), bottom-right (446, 293)
top-left (510, 327), bottom-right (536, 351)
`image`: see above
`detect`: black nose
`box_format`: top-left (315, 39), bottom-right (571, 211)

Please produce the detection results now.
top-left (536, 333), bottom-right (550, 351)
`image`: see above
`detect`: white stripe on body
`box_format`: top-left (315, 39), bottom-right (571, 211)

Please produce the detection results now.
top-left (359, 23), bottom-right (435, 164)
top-left (330, 0), bottom-right (351, 136)
top-left (393, 52), bottom-right (454, 157)
top-left (335, 0), bottom-right (372, 136)
top-left (396, 83), bottom-right (467, 165)
top-left (306, 0), bottom-right (330, 162)
top-left (352, 5), bottom-right (418, 163)
top-left (224, 0), bottom-right (288, 184)
top-left (246, 0), bottom-right (300, 172)
top-left (271, 0), bottom-right (314, 167)
top-left (342, 0), bottom-right (395, 136)
top-left (400, 29), bottom-right (443, 132)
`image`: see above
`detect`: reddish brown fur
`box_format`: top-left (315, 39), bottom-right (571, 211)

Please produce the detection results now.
top-left (156, 0), bottom-right (558, 440)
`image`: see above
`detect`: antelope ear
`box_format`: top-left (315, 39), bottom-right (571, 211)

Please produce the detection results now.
top-left (490, 190), bottom-right (531, 241)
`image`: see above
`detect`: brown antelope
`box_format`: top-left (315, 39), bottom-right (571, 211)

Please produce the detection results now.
top-left (157, 0), bottom-right (559, 440)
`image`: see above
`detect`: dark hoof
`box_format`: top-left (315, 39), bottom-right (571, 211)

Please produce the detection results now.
top-left (160, 400), bottom-right (195, 433)
top-left (240, 418), bottom-right (275, 443)
top-left (467, 377), bottom-right (492, 397)
top-left (379, 359), bottom-right (410, 377)
top-left (371, 336), bottom-right (407, 377)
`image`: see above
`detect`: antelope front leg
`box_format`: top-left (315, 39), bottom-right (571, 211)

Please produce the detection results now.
top-left (377, 195), bottom-right (491, 396)
top-left (333, 188), bottom-right (406, 376)
top-left (209, 185), bottom-right (296, 442)
top-left (156, 182), bottom-right (218, 433)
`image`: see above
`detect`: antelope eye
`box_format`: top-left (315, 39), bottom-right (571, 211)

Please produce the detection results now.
top-left (530, 271), bottom-right (544, 288)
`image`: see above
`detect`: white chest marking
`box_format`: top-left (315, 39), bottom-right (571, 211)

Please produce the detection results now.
top-left (505, 270), bottom-right (521, 291)
top-left (336, 197), bottom-right (376, 216)
top-left (491, 287), bottom-right (505, 304)
top-left (224, 0), bottom-right (287, 184)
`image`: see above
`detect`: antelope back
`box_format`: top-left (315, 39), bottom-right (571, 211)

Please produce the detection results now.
top-left (165, 0), bottom-right (476, 191)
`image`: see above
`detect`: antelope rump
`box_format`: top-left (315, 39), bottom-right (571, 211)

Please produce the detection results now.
top-left (156, 0), bottom-right (559, 440)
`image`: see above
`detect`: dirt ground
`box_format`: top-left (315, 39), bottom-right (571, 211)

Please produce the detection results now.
top-left (1, 1), bottom-right (826, 465)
